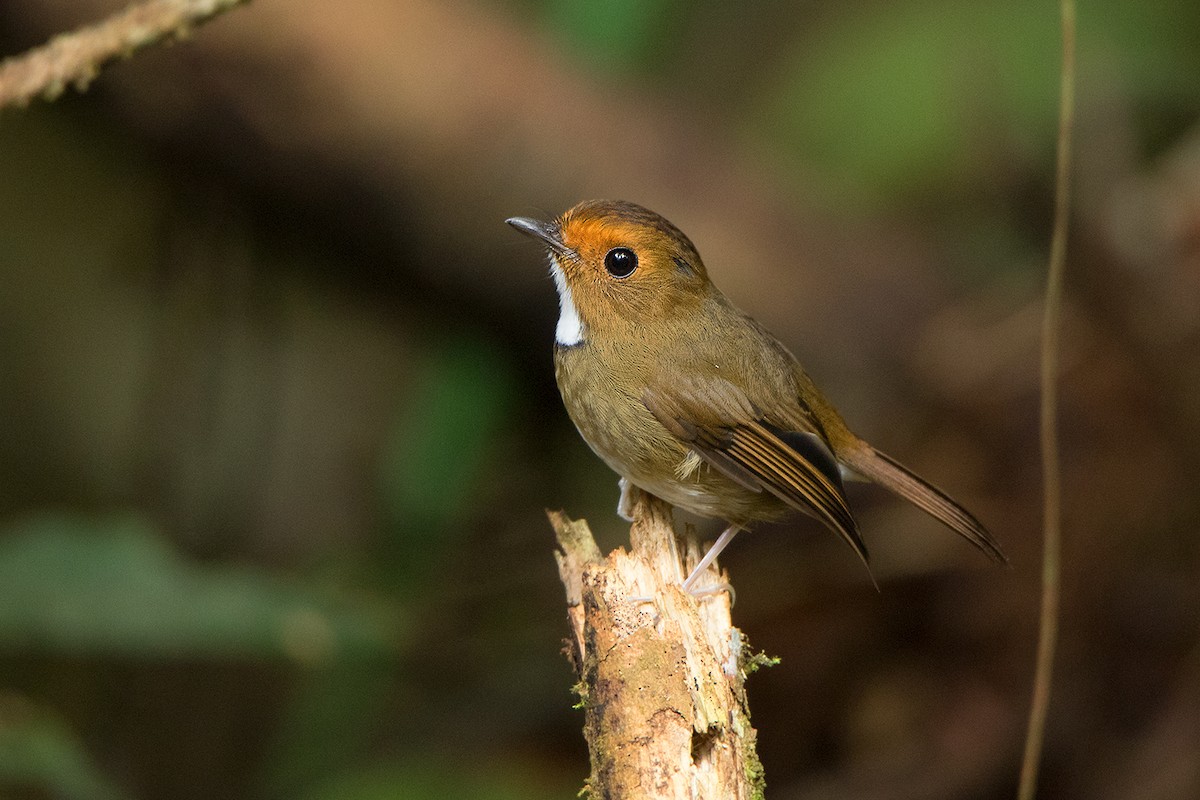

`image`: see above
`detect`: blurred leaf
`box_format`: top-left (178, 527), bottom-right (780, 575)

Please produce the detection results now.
top-left (542, 0), bottom-right (679, 74)
top-left (377, 336), bottom-right (515, 581)
top-left (300, 758), bottom-right (567, 800)
top-left (758, 1), bottom-right (1053, 203)
top-left (0, 696), bottom-right (131, 800)
top-left (757, 0), bottom-right (1200, 205)
top-left (264, 338), bottom-right (519, 796)
top-left (0, 513), bottom-right (396, 662)
top-left (258, 658), bottom-right (396, 800)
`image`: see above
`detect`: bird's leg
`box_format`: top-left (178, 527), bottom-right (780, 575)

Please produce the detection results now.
top-left (616, 477), bottom-right (636, 522)
top-left (681, 524), bottom-right (741, 594)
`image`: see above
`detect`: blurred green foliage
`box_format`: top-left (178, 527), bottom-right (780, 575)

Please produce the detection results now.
top-left (0, 699), bottom-right (131, 800)
top-left (258, 657), bottom-right (397, 800)
top-left (0, 102), bottom-right (534, 791)
top-left (378, 336), bottom-right (516, 588)
top-left (540, 0), bottom-right (680, 73)
top-left (259, 339), bottom-right (518, 799)
top-left (535, 0), bottom-right (1200, 206)
top-left (0, 514), bottom-right (394, 661)
top-left (760, 0), bottom-right (1200, 204)
top-left (762, 1), bottom-right (1058, 201)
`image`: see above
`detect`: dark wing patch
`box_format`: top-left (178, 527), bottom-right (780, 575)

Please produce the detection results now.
top-left (642, 383), bottom-right (867, 564)
top-left (767, 426), bottom-right (846, 498)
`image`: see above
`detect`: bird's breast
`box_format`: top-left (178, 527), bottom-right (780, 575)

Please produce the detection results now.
top-left (554, 342), bottom-right (678, 477)
top-left (553, 343), bottom-right (788, 524)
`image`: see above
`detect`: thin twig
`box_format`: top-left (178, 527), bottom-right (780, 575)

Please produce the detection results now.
top-left (0, 0), bottom-right (250, 110)
top-left (1018, 1), bottom-right (1075, 798)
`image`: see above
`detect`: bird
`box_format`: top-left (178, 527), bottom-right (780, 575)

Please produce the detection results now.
top-left (507, 200), bottom-right (1005, 591)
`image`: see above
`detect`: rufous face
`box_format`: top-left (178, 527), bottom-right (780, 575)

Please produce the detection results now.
top-left (548, 200), bottom-right (710, 346)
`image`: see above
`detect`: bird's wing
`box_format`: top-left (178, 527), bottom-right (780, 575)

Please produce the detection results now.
top-left (642, 374), bottom-right (867, 563)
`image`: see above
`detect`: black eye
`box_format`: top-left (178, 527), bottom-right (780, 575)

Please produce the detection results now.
top-left (604, 247), bottom-right (638, 278)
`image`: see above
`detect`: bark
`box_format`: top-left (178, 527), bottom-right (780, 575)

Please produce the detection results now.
top-left (0, 0), bottom-right (250, 109)
top-left (550, 490), bottom-right (766, 800)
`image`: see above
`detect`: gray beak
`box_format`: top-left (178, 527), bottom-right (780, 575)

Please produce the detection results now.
top-left (506, 216), bottom-right (570, 255)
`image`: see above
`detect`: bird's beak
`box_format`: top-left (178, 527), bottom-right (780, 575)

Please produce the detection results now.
top-left (506, 216), bottom-right (570, 256)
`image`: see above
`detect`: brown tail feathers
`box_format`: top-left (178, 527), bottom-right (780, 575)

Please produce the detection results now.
top-left (839, 443), bottom-right (1007, 563)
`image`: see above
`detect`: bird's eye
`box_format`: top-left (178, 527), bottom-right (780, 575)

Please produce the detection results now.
top-left (604, 247), bottom-right (638, 278)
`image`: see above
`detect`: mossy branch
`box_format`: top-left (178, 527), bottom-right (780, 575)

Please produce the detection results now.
top-left (549, 490), bottom-right (765, 800)
top-left (0, 0), bottom-right (250, 110)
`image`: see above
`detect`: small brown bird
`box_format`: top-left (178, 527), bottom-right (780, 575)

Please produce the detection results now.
top-left (508, 200), bottom-right (1005, 590)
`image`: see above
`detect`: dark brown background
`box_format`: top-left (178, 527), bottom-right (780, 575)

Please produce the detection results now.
top-left (1, 1), bottom-right (1197, 798)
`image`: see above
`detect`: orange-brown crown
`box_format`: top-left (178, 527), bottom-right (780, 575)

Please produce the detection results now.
top-left (557, 200), bottom-right (706, 279)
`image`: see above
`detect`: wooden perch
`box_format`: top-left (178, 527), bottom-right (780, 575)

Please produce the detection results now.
top-left (0, 0), bottom-right (249, 109)
top-left (549, 490), bottom-right (766, 800)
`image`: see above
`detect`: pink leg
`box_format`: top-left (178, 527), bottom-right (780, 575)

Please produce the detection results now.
top-left (682, 525), bottom-right (741, 593)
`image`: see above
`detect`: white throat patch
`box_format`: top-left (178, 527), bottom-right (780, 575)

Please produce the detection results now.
top-left (550, 257), bottom-right (585, 346)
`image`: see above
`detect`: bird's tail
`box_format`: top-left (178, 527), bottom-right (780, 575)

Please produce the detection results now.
top-left (839, 443), bottom-right (1007, 563)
